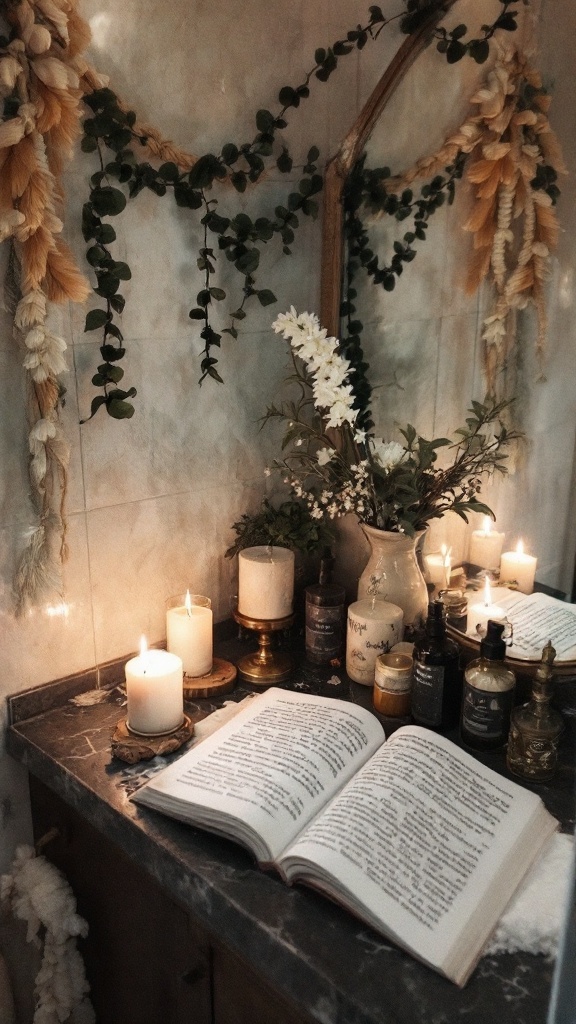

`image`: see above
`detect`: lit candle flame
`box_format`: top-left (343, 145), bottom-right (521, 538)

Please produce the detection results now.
top-left (483, 516), bottom-right (491, 535)
top-left (483, 577), bottom-right (492, 607)
top-left (516, 539), bottom-right (524, 555)
top-left (139, 635), bottom-right (148, 657)
top-left (185, 589), bottom-right (192, 617)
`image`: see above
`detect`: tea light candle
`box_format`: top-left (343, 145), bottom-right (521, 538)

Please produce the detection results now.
top-left (466, 579), bottom-right (507, 637)
top-left (238, 546), bottom-right (295, 620)
top-left (425, 544), bottom-right (452, 588)
top-left (346, 598), bottom-right (403, 686)
top-left (469, 517), bottom-right (505, 570)
top-left (125, 638), bottom-right (183, 736)
top-left (500, 539), bottom-right (537, 595)
top-left (166, 591), bottom-right (213, 678)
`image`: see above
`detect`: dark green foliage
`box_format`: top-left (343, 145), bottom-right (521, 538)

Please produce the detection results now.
top-left (225, 498), bottom-right (331, 558)
top-left (77, 2), bottom-right (522, 423)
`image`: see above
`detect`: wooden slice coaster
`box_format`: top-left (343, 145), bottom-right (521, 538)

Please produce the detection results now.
top-left (111, 714), bottom-right (194, 764)
top-left (183, 657), bottom-right (237, 699)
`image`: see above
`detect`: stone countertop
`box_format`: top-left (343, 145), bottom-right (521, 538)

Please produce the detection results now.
top-left (7, 625), bottom-right (576, 1024)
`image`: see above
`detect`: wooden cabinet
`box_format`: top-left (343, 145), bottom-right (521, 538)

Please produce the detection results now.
top-left (29, 778), bottom-right (313, 1024)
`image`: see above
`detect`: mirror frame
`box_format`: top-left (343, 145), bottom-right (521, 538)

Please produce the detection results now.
top-left (320, 1), bottom-right (458, 337)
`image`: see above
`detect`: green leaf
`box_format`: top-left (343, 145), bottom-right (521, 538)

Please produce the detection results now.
top-left (256, 109), bottom-right (275, 132)
top-left (100, 344), bottom-right (125, 362)
top-left (107, 398), bottom-right (135, 419)
top-left (174, 183), bottom-right (203, 208)
top-left (104, 322), bottom-right (124, 342)
top-left (235, 249), bottom-right (260, 274)
top-left (157, 161), bottom-right (179, 182)
top-left (276, 149), bottom-right (293, 174)
top-left (94, 274), bottom-right (120, 298)
top-left (446, 39), bottom-right (466, 63)
top-left (221, 143), bottom-right (239, 164)
top-left (91, 186), bottom-right (127, 217)
top-left (84, 308), bottom-right (109, 331)
top-left (80, 135), bottom-right (98, 153)
top-left (257, 289), bottom-right (277, 307)
top-left (189, 308), bottom-right (206, 320)
top-left (278, 86), bottom-right (297, 106)
top-left (209, 287), bottom-right (226, 301)
top-left (94, 223), bottom-right (117, 244)
top-left (110, 293), bottom-right (125, 314)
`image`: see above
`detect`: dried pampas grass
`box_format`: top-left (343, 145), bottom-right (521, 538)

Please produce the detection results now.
top-left (1, 0), bottom-right (93, 612)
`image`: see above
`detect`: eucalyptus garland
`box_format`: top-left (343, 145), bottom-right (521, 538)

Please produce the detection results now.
top-left (0, 0), bottom-right (528, 610)
top-left (76, 0), bottom-right (526, 422)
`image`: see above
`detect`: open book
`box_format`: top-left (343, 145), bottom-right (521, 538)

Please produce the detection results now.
top-left (493, 591), bottom-right (576, 661)
top-left (132, 688), bottom-right (557, 987)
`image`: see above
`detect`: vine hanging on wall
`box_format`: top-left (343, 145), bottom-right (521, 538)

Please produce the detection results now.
top-left (0, 0), bottom-right (528, 611)
top-left (338, 44), bottom-right (564, 429)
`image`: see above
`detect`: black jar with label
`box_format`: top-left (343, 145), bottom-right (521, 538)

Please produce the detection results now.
top-left (305, 583), bottom-right (346, 665)
top-left (411, 600), bottom-right (462, 732)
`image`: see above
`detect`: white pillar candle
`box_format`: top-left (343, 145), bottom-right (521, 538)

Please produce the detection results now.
top-left (238, 546), bottom-right (295, 620)
top-left (125, 638), bottom-right (183, 736)
top-left (466, 580), bottom-right (507, 637)
top-left (166, 591), bottom-right (213, 678)
top-left (499, 539), bottom-right (537, 595)
top-left (425, 544), bottom-right (451, 588)
top-left (469, 517), bottom-right (505, 570)
top-left (346, 599), bottom-right (403, 686)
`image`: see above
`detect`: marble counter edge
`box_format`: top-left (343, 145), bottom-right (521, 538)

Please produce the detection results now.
top-left (6, 723), bottom-right (386, 1024)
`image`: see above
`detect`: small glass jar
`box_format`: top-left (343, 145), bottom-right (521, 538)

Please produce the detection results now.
top-left (373, 651), bottom-right (413, 717)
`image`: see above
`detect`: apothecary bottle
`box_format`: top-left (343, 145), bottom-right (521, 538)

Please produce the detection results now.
top-left (305, 549), bottom-right (345, 665)
top-left (411, 601), bottom-right (462, 731)
top-left (507, 641), bottom-right (564, 781)
top-left (460, 619), bottom-right (515, 750)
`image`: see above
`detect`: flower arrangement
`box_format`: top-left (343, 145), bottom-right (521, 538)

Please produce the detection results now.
top-left (266, 308), bottom-right (521, 536)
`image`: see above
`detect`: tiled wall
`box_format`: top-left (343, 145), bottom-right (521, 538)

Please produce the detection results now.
top-left (0, 0), bottom-right (574, 872)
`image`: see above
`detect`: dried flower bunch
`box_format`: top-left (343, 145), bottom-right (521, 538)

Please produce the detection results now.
top-left (267, 308), bottom-right (521, 535)
top-left (375, 45), bottom-right (564, 394)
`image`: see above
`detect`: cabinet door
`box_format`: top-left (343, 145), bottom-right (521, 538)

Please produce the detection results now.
top-left (29, 778), bottom-right (212, 1024)
top-left (212, 942), bottom-right (314, 1024)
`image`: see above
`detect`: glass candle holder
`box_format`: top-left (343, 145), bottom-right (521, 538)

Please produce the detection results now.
top-left (166, 592), bottom-right (213, 678)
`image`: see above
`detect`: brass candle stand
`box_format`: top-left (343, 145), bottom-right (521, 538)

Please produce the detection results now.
top-left (233, 608), bottom-right (295, 686)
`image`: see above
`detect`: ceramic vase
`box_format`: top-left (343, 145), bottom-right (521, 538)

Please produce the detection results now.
top-left (357, 524), bottom-right (429, 636)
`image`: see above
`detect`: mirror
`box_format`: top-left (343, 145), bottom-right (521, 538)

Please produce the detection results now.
top-left (320, 0), bottom-right (576, 595)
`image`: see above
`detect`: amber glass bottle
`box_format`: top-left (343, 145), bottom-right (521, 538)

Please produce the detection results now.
top-left (411, 601), bottom-right (462, 732)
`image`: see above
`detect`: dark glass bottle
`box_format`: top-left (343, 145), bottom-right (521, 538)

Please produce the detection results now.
top-left (305, 549), bottom-right (345, 665)
top-left (460, 619), bottom-right (516, 751)
top-left (411, 600), bottom-right (462, 731)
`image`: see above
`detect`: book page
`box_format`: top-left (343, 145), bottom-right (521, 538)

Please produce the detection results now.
top-left (497, 591), bottom-right (576, 660)
top-left (132, 688), bottom-right (385, 863)
top-left (279, 727), bottom-right (557, 984)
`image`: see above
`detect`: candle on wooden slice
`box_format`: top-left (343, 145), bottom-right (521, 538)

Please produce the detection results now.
top-left (466, 579), bottom-right (507, 637)
top-left (125, 637), bottom-right (183, 736)
top-left (500, 539), bottom-right (537, 595)
top-left (469, 517), bottom-right (505, 570)
top-left (166, 591), bottom-right (213, 678)
top-left (346, 598), bottom-right (403, 686)
top-left (238, 546), bottom-right (295, 620)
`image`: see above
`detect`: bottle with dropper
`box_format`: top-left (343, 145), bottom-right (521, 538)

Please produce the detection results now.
top-left (460, 619), bottom-right (516, 751)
